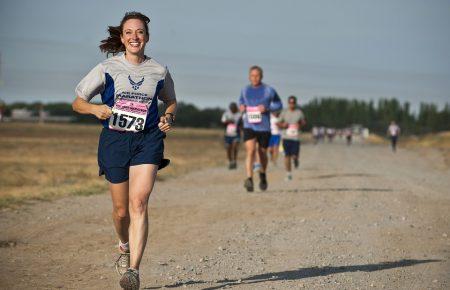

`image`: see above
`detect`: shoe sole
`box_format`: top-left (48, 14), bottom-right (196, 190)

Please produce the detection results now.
top-left (259, 182), bottom-right (268, 191)
top-left (244, 181), bottom-right (254, 192)
top-left (119, 275), bottom-right (139, 290)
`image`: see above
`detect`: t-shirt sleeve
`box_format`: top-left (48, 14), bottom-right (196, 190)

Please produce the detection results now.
top-left (238, 89), bottom-right (245, 106)
top-left (279, 111), bottom-right (285, 122)
top-left (158, 70), bottom-right (176, 102)
top-left (298, 110), bottom-right (305, 121)
top-left (75, 63), bottom-right (106, 102)
top-left (221, 112), bottom-right (228, 123)
top-left (269, 89), bottom-right (283, 112)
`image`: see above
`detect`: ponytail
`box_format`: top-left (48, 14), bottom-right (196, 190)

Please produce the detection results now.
top-left (99, 11), bottom-right (150, 55)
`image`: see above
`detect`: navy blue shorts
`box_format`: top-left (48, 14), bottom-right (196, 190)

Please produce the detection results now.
top-left (98, 127), bottom-right (165, 184)
top-left (224, 135), bottom-right (240, 145)
top-left (268, 134), bottom-right (281, 147)
top-left (283, 139), bottom-right (300, 156)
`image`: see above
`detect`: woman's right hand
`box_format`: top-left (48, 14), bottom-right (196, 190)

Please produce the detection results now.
top-left (92, 104), bottom-right (112, 120)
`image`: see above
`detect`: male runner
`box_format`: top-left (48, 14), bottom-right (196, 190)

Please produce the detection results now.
top-left (221, 102), bottom-right (242, 169)
top-left (239, 65), bottom-right (282, 192)
top-left (278, 96), bottom-right (306, 180)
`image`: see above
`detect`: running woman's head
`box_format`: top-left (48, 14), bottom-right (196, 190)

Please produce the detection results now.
top-left (229, 102), bottom-right (238, 113)
top-left (99, 12), bottom-right (150, 56)
top-left (249, 65), bottom-right (263, 87)
top-left (288, 95), bottom-right (297, 110)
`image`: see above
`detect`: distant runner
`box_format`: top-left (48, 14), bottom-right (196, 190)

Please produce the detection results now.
top-left (387, 121), bottom-right (401, 152)
top-left (239, 65), bottom-right (282, 192)
top-left (312, 126), bottom-right (319, 145)
top-left (278, 96), bottom-right (306, 180)
top-left (268, 111), bottom-right (282, 165)
top-left (345, 128), bottom-right (352, 146)
top-left (221, 102), bottom-right (242, 169)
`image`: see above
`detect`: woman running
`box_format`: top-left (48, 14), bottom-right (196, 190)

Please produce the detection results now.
top-left (72, 12), bottom-right (177, 290)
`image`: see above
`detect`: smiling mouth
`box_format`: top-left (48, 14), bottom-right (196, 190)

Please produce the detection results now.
top-left (129, 42), bottom-right (140, 47)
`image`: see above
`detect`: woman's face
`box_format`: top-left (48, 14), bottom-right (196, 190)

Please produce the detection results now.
top-left (121, 18), bottom-right (148, 55)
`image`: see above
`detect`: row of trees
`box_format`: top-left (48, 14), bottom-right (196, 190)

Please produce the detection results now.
top-left (1, 98), bottom-right (449, 135)
top-left (301, 98), bottom-right (450, 134)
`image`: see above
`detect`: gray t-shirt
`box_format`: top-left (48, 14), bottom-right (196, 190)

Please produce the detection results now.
top-left (75, 53), bottom-right (176, 130)
top-left (279, 108), bottom-right (305, 140)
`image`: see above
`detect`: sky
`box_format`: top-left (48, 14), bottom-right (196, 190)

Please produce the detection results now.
top-left (0, 0), bottom-right (449, 110)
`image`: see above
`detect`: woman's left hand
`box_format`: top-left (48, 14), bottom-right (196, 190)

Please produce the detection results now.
top-left (158, 114), bottom-right (173, 132)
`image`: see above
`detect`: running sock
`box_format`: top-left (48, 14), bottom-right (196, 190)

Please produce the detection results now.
top-left (119, 240), bottom-right (129, 252)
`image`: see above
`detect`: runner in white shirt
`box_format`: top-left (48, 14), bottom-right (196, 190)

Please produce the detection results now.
top-left (72, 12), bottom-right (177, 290)
top-left (221, 102), bottom-right (242, 169)
top-left (268, 111), bottom-right (282, 165)
top-left (387, 121), bottom-right (401, 152)
top-left (312, 126), bottom-right (319, 145)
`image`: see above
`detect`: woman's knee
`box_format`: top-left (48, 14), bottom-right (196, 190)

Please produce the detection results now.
top-left (113, 205), bottom-right (129, 219)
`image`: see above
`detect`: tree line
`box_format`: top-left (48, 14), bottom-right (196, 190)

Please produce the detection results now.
top-left (1, 98), bottom-right (449, 135)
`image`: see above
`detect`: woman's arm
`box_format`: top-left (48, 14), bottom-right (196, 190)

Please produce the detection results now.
top-left (72, 96), bottom-right (112, 120)
top-left (158, 99), bottom-right (177, 132)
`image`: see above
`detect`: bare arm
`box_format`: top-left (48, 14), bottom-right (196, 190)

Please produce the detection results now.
top-left (158, 99), bottom-right (177, 132)
top-left (72, 96), bottom-right (112, 120)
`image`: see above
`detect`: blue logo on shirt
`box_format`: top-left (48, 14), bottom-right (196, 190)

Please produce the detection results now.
top-left (128, 75), bottom-right (144, 90)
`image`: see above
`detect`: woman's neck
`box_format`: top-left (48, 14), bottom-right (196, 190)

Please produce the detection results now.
top-left (124, 51), bottom-right (146, 65)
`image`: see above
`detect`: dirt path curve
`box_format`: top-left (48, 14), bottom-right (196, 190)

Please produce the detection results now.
top-left (1, 141), bottom-right (449, 289)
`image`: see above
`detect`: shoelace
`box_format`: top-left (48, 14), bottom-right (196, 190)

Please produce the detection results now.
top-left (115, 252), bottom-right (130, 275)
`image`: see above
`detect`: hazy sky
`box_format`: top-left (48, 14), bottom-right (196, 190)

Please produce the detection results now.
top-left (0, 0), bottom-right (449, 110)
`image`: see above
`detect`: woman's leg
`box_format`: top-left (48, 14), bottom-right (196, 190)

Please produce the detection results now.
top-left (110, 181), bottom-right (130, 248)
top-left (128, 164), bottom-right (158, 270)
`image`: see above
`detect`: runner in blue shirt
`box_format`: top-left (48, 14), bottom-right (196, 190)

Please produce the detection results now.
top-left (239, 66), bottom-right (282, 192)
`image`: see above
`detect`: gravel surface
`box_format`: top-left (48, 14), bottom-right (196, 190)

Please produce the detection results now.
top-left (1, 141), bottom-right (449, 289)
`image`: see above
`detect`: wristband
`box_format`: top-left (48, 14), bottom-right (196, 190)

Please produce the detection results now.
top-left (165, 112), bottom-right (175, 123)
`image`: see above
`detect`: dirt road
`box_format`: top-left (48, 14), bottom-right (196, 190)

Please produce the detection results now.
top-left (1, 140), bottom-right (449, 289)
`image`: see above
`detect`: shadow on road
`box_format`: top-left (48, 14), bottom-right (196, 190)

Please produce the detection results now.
top-left (304, 173), bottom-right (376, 179)
top-left (265, 187), bottom-right (393, 194)
top-left (144, 259), bottom-right (441, 289)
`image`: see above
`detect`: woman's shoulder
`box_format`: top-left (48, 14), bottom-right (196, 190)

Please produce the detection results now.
top-left (145, 57), bottom-right (168, 74)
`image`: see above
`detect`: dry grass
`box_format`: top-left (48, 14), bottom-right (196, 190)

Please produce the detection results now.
top-left (401, 131), bottom-right (450, 167)
top-left (367, 131), bottom-right (450, 167)
top-left (0, 123), bottom-right (225, 208)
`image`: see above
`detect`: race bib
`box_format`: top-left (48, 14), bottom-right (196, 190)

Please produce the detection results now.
top-left (247, 106), bottom-right (262, 124)
top-left (226, 123), bottom-right (238, 136)
top-left (286, 124), bottom-right (299, 137)
top-left (109, 100), bottom-right (147, 132)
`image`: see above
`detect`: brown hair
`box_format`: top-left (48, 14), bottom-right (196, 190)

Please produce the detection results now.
top-left (288, 95), bottom-right (297, 103)
top-left (249, 65), bottom-right (263, 77)
top-left (99, 11), bottom-right (150, 55)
